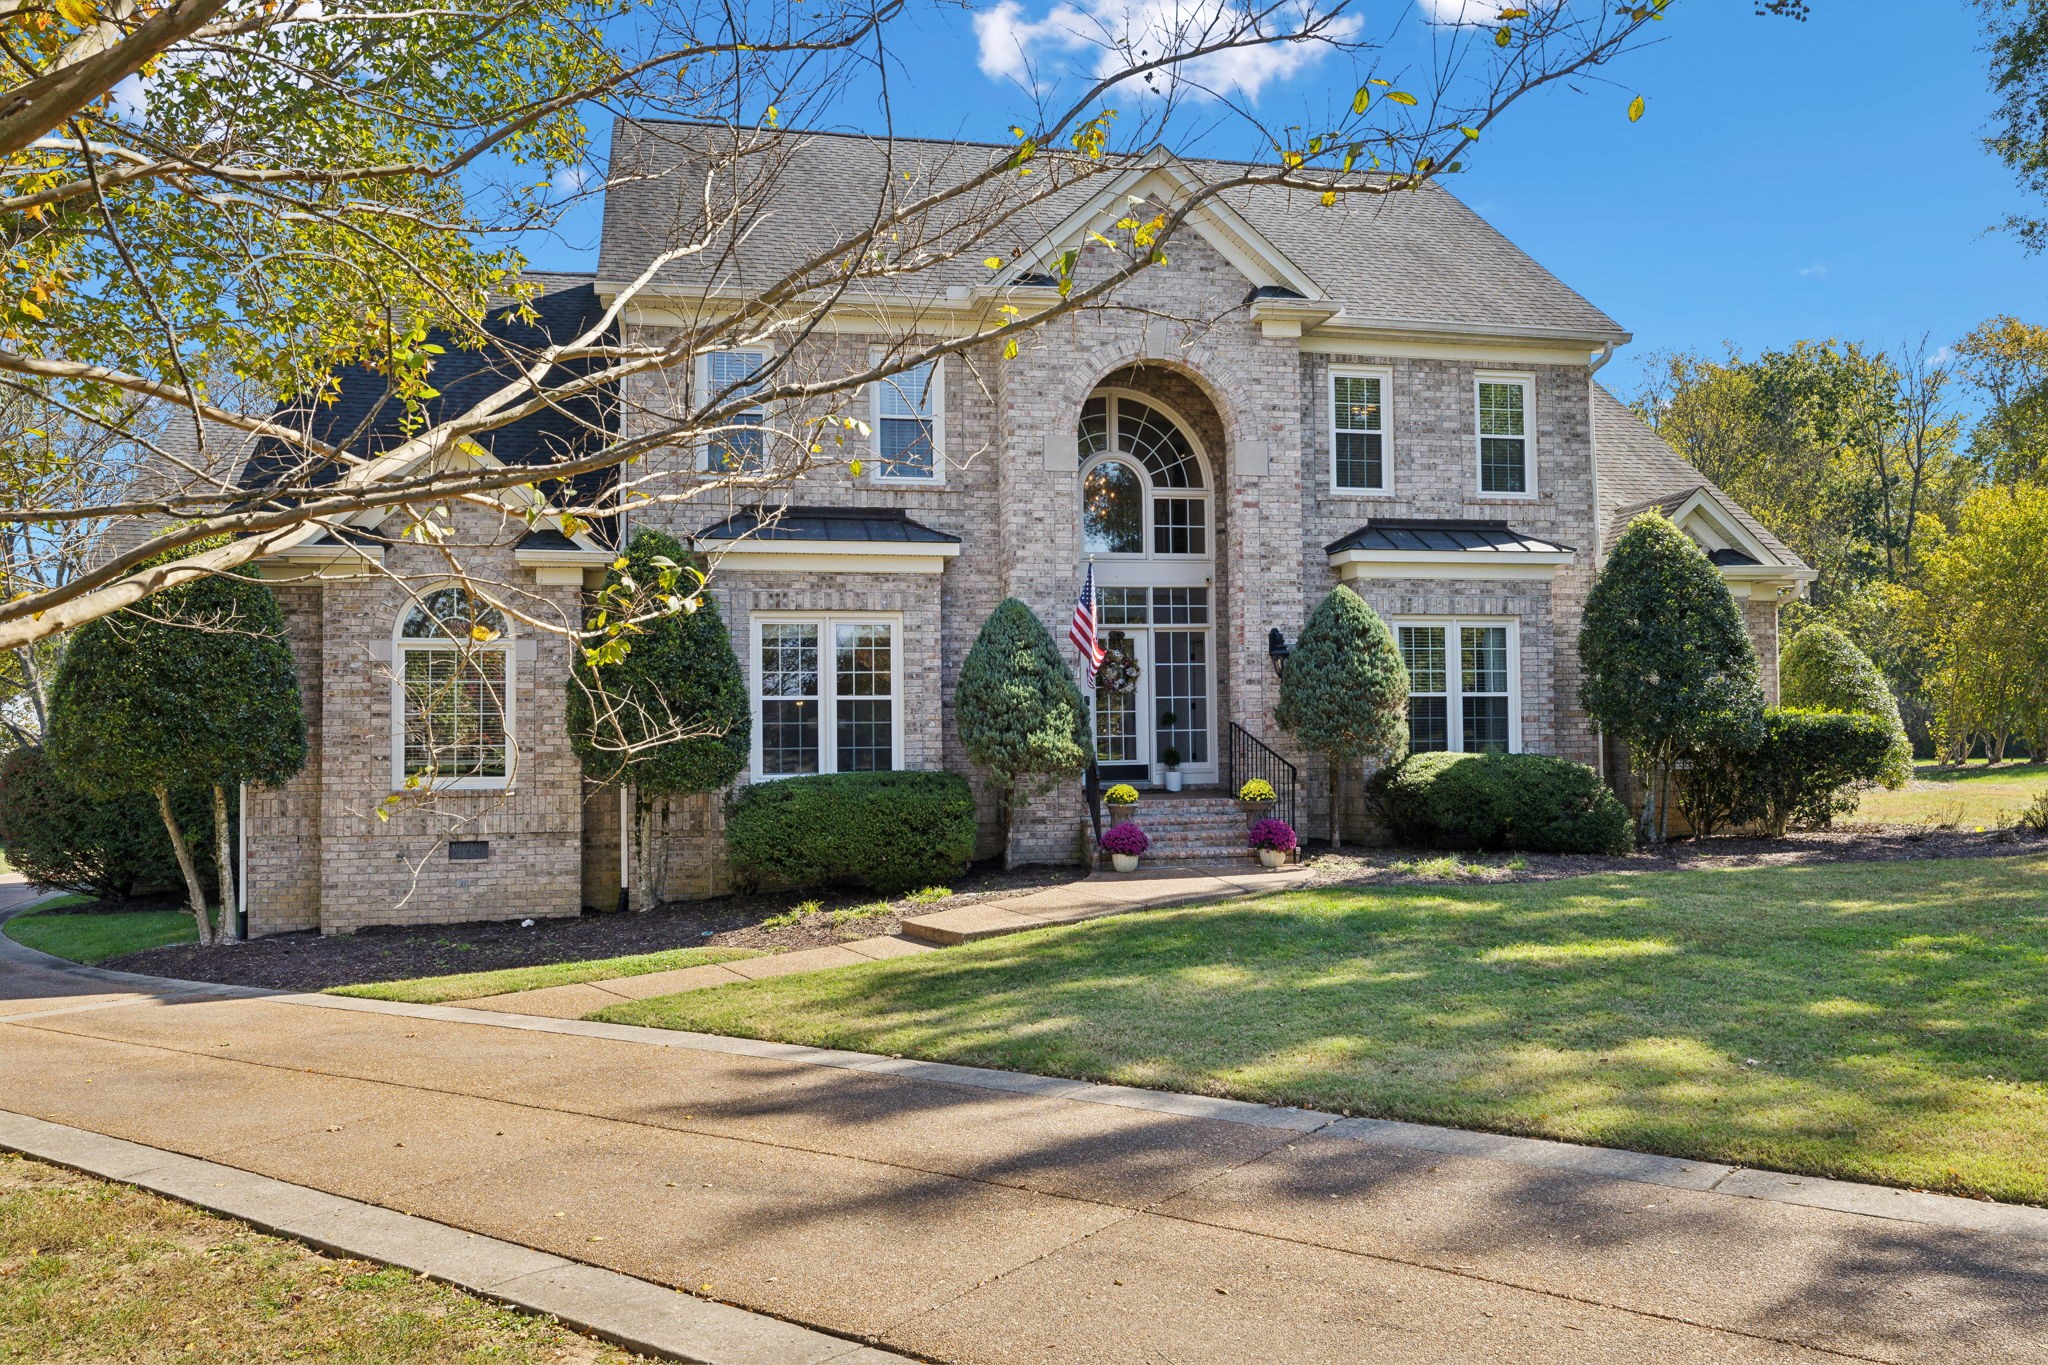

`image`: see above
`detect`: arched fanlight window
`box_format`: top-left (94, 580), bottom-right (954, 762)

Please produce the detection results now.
top-left (394, 588), bottom-right (514, 787)
top-left (1078, 393), bottom-right (1210, 558)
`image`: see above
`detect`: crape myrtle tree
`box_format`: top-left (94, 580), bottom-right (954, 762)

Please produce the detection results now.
top-left (567, 528), bottom-right (748, 911)
top-left (1579, 512), bottom-right (1762, 843)
top-left (45, 550), bottom-right (306, 944)
top-left (0, 1), bottom-right (1811, 664)
top-left (1781, 623), bottom-right (1914, 788)
top-left (1274, 585), bottom-right (1408, 849)
top-left (955, 598), bottom-right (1090, 869)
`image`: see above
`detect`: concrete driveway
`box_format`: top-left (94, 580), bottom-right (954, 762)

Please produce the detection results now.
top-left (3, 890), bottom-right (2045, 1363)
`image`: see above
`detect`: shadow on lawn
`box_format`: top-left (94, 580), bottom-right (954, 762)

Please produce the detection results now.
top-left (614, 858), bottom-right (2048, 1204)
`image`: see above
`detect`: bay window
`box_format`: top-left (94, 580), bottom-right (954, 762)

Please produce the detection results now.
top-left (754, 616), bottom-right (899, 777)
top-left (1397, 620), bottom-right (1517, 754)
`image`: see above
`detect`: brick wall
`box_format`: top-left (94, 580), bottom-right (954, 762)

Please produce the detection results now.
top-left (244, 583), bottom-right (324, 934)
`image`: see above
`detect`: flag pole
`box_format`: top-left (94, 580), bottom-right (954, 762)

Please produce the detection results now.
top-left (1080, 556), bottom-right (1103, 861)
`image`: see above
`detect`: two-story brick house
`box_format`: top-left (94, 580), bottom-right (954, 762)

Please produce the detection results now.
top-left (223, 124), bottom-right (1812, 935)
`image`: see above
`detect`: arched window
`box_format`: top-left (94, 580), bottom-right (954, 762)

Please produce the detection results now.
top-left (394, 587), bottom-right (513, 788)
top-left (1078, 394), bottom-right (1209, 559)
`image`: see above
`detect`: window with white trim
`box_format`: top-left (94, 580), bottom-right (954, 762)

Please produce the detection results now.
top-left (754, 616), bottom-right (899, 777)
top-left (395, 588), bottom-right (513, 788)
top-left (871, 360), bottom-right (941, 481)
top-left (1331, 368), bottom-right (1388, 492)
top-left (1397, 620), bottom-right (1516, 754)
top-left (1476, 375), bottom-right (1531, 496)
top-left (700, 349), bottom-right (767, 472)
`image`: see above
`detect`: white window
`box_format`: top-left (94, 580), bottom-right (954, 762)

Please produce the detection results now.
top-left (1397, 620), bottom-right (1518, 754)
top-left (1077, 392), bottom-right (1211, 560)
top-left (1330, 368), bottom-right (1389, 492)
top-left (700, 349), bottom-right (766, 472)
top-left (871, 359), bottom-right (942, 481)
top-left (752, 615), bottom-right (900, 777)
top-left (1475, 374), bottom-right (1533, 497)
top-left (393, 587), bottom-right (514, 790)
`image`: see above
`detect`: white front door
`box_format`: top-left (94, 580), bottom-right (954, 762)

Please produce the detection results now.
top-left (1093, 628), bottom-right (1152, 782)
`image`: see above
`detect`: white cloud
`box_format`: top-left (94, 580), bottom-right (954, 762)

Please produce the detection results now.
top-left (1413, 0), bottom-right (1494, 21)
top-left (1798, 262), bottom-right (1830, 279)
top-left (973, 0), bottom-right (1358, 101)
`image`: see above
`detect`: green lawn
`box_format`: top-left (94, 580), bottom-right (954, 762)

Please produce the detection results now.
top-left (2, 899), bottom-right (196, 963)
top-left (328, 945), bottom-right (765, 1004)
top-left (599, 856), bottom-right (2048, 1205)
top-left (0, 1153), bottom-right (639, 1363)
top-left (1848, 760), bottom-right (2048, 828)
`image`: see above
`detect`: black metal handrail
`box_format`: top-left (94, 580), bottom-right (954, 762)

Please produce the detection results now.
top-left (1223, 722), bottom-right (1298, 832)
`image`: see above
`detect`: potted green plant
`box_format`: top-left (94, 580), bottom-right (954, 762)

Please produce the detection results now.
top-left (1160, 747), bottom-right (1184, 792)
top-left (1100, 822), bottom-right (1149, 873)
top-left (1248, 818), bottom-right (1298, 870)
top-left (1103, 782), bottom-right (1140, 817)
top-left (1237, 777), bottom-right (1276, 823)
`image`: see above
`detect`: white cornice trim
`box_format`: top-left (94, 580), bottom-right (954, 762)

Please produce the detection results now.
top-left (700, 539), bottom-right (958, 576)
top-left (1329, 547), bottom-right (1574, 582)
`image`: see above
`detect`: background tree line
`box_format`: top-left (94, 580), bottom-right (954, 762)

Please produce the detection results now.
top-left (1630, 318), bottom-right (2048, 763)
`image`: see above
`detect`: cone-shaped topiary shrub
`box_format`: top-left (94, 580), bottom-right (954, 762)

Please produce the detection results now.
top-left (1274, 585), bottom-right (1408, 849)
top-left (955, 598), bottom-right (1090, 867)
top-left (1781, 624), bottom-right (1912, 788)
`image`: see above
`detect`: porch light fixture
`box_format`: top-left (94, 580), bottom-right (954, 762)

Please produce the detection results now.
top-left (1268, 628), bottom-right (1290, 676)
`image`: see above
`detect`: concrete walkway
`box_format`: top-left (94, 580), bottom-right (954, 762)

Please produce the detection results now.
top-left (4, 894), bottom-right (2047, 1362)
top-left (462, 864), bottom-right (1311, 1019)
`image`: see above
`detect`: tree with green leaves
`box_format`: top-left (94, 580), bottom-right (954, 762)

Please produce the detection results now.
top-left (1274, 585), bottom-right (1408, 850)
top-left (567, 530), bottom-right (748, 912)
top-left (1579, 512), bottom-right (1763, 843)
top-left (45, 557), bottom-right (305, 944)
top-left (955, 598), bottom-right (1090, 869)
top-left (1781, 624), bottom-right (1914, 788)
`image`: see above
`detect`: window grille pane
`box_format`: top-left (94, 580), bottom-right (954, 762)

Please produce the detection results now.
top-left (1333, 374), bottom-right (1382, 432)
top-left (1098, 588), bottom-right (1148, 625)
top-left (1478, 381), bottom-right (1525, 437)
top-left (1461, 626), bottom-right (1509, 695)
top-left (1462, 696), bottom-right (1510, 753)
top-left (1153, 497), bottom-right (1206, 555)
top-left (1083, 461), bottom-right (1143, 554)
top-left (876, 416), bottom-right (934, 478)
top-left (1480, 436), bottom-right (1526, 494)
top-left (1078, 395), bottom-right (1110, 459)
top-left (1334, 431), bottom-right (1383, 490)
top-left (876, 361), bottom-right (935, 417)
top-left (1409, 696), bottom-right (1449, 752)
top-left (708, 350), bottom-right (765, 395)
top-left (1115, 398), bottom-right (1203, 488)
top-left (836, 700), bottom-right (892, 771)
top-left (760, 700), bottom-right (819, 775)
top-left (1153, 631), bottom-right (1209, 764)
top-left (401, 588), bottom-right (507, 642)
top-left (759, 624), bottom-right (819, 700)
top-left (403, 648), bottom-right (507, 779)
top-left (708, 413), bottom-right (764, 473)
top-left (1399, 626), bottom-right (1447, 694)
top-left (1150, 588), bottom-right (1209, 625)
top-left (834, 623), bottom-right (892, 699)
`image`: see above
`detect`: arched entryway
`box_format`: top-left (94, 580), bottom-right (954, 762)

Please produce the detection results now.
top-left (1078, 384), bottom-right (1218, 786)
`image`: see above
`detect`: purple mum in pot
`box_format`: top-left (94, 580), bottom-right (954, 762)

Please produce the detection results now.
top-left (1100, 823), bottom-right (1150, 856)
top-left (1247, 819), bottom-right (1298, 853)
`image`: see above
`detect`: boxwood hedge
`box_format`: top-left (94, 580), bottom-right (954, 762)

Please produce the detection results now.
top-left (1368, 751), bottom-right (1634, 855)
top-left (725, 770), bottom-right (977, 894)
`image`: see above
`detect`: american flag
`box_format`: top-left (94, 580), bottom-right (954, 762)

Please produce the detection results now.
top-left (1069, 563), bottom-right (1104, 687)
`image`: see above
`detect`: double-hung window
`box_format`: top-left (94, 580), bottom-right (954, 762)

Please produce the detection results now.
top-left (394, 588), bottom-right (514, 789)
top-left (871, 359), bottom-right (941, 481)
top-left (1397, 620), bottom-right (1517, 754)
top-left (754, 616), bottom-right (899, 777)
top-left (701, 350), bottom-right (767, 473)
top-left (1331, 369), bottom-right (1388, 492)
top-left (1476, 374), bottom-right (1532, 496)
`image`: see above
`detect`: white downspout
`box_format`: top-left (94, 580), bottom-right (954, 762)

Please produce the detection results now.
top-left (237, 782), bottom-right (249, 940)
top-left (619, 783), bottom-right (631, 913)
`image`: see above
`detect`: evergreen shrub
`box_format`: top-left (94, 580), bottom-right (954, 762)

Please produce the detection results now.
top-left (0, 747), bottom-right (214, 899)
top-left (725, 771), bottom-right (976, 893)
top-left (1368, 751), bottom-right (1634, 855)
top-left (1780, 624), bottom-right (1912, 788)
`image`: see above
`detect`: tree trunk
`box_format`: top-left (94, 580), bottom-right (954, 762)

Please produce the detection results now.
top-left (155, 785), bottom-right (212, 946)
top-left (1657, 764), bottom-right (1674, 844)
top-left (1000, 782), bottom-right (1017, 872)
top-left (1329, 758), bottom-right (1345, 851)
top-left (211, 784), bottom-right (239, 944)
top-left (630, 792), bottom-right (657, 912)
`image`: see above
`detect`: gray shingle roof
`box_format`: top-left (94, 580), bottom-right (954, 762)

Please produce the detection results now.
top-left (597, 123), bottom-right (1624, 339)
top-left (1591, 384), bottom-right (1805, 570)
top-left (1325, 518), bottom-right (1571, 556)
top-left (694, 506), bottom-right (960, 545)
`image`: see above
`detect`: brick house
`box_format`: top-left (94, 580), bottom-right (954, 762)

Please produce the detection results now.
top-left (219, 125), bottom-right (1812, 935)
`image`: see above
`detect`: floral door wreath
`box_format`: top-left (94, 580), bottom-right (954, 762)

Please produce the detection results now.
top-left (1096, 634), bottom-right (1142, 695)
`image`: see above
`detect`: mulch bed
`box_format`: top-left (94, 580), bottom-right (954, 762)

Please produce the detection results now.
top-left (80, 824), bottom-right (2048, 994)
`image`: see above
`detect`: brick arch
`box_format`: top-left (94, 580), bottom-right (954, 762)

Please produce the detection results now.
top-left (1059, 348), bottom-right (1258, 479)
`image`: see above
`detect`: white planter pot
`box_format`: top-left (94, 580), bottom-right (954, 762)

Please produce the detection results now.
top-left (1163, 770), bottom-right (1184, 792)
top-left (1256, 848), bottom-right (1287, 869)
top-left (1111, 853), bottom-right (1141, 873)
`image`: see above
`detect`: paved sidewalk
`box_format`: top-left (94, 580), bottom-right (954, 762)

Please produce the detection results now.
top-left (3, 909), bottom-right (2047, 1362)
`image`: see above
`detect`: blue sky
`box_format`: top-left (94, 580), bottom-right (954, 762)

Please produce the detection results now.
top-left (535, 1), bottom-right (2040, 400)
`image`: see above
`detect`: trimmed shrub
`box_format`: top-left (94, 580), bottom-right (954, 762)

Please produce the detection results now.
top-left (0, 747), bottom-right (215, 899)
top-left (1780, 624), bottom-right (1912, 789)
top-left (725, 771), bottom-right (976, 894)
top-left (1368, 751), bottom-right (1634, 855)
top-left (1274, 586), bottom-right (1409, 849)
top-left (954, 599), bottom-right (1090, 866)
top-left (1676, 708), bottom-right (1896, 838)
